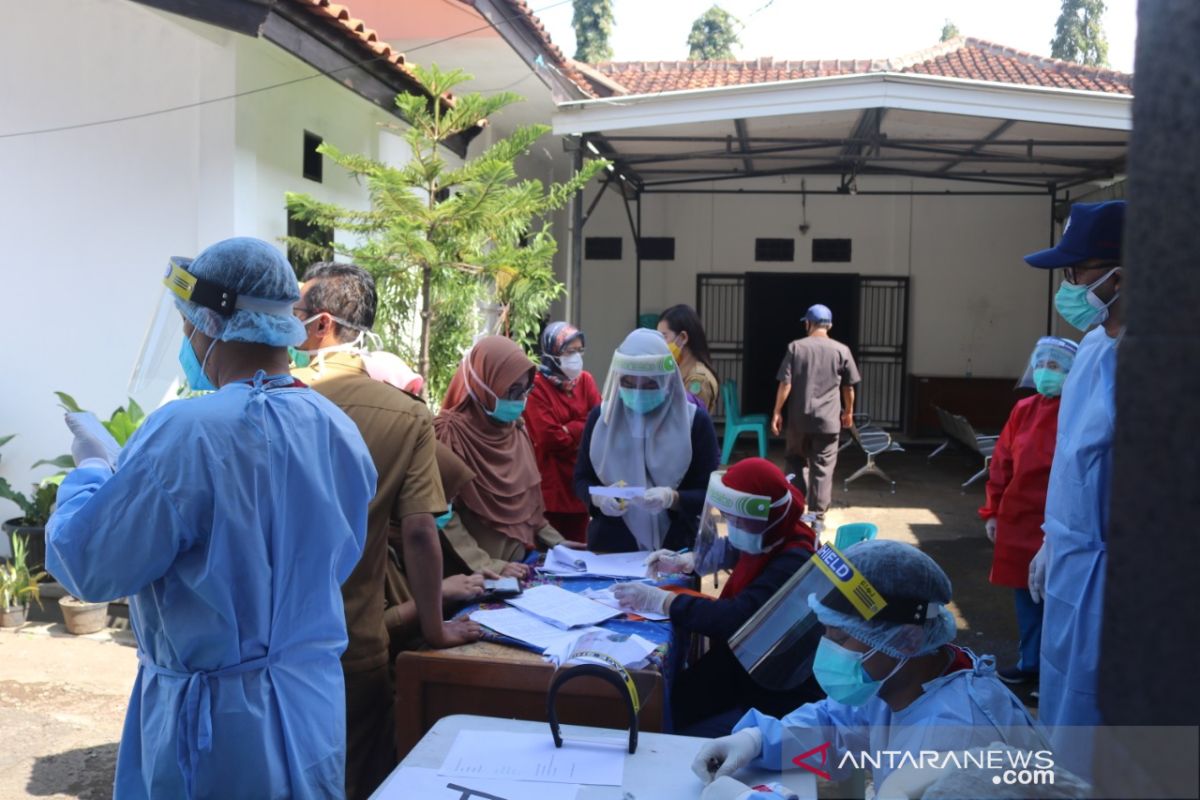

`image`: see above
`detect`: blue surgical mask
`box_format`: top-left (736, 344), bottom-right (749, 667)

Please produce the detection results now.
top-left (489, 398), bottom-right (527, 423)
top-left (1054, 268), bottom-right (1120, 331)
top-left (1033, 368), bottom-right (1066, 397)
top-left (727, 523), bottom-right (765, 554)
top-left (179, 332), bottom-right (217, 392)
top-left (435, 505), bottom-right (454, 530)
top-left (619, 387), bottom-right (668, 415)
top-left (811, 638), bottom-right (906, 706)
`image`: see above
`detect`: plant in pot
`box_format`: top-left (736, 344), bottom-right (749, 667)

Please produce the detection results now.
top-left (0, 434), bottom-right (65, 583)
top-left (1, 533), bottom-right (47, 627)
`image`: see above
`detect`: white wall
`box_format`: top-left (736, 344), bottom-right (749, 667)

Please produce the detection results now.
top-left (0, 0), bottom-right (404, 521)
top-left (573, 174), bottom-right (1054, 385)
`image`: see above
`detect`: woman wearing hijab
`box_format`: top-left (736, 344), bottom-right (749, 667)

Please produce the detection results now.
top-left (573, 328), bottom-right (720, 553)
top-left (523, 322), bottom-right (602, 543)
top-left (434, 336), bottom-right (576, 579)
top-left (613, 458), bottom-right (825, 736)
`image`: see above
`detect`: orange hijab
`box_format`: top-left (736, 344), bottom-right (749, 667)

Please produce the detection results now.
top-left (434, 336), bottom-right (546, 548)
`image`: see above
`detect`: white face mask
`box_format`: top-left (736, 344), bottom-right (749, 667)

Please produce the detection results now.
top-left (559, 353), bottom-right (584, 380)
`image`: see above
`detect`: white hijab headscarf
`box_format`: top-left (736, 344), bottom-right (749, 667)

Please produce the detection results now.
top-left (590, 328), bottom-right (697, 549)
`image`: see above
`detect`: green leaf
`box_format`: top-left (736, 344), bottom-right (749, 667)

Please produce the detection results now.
top-left (54, 391), bottom-right (83, 413)
top-left (127, 398), bottom-right (145, 425)
top-left (31, 455), bottom-right (74, 470)
top-left (0, 434), bottom-right (14, 449)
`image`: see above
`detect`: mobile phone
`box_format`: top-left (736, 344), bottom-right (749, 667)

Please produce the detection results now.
top-left (483, 577), bottom-right (522, 597)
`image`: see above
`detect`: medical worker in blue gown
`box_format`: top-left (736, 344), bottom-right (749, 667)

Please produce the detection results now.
top-left (692, 540), bottom-right (1044, 800)
top-left (46, 238), bottom-right (377, 800)
top-left (1022, 200), bottom-right (1125, 780)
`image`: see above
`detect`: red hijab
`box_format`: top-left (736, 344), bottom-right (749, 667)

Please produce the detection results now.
top-left (719, 458), bottom-right (817, 599)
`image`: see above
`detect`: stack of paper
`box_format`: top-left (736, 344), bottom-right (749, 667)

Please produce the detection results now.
top-left (540, 545), bottom-right (653, 579)
top-left (580, 587), bottom-right (670, 621)
top-left (468, 607), bottom-right (603, 652)
top-left (505, 584), bottom-right (621, 629)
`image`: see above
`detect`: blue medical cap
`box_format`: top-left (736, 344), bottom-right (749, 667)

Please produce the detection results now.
top-left (810, 539), bottom-right (957, 658)
top-left (1031, 336), bottom-right (1079, 373)
top-left (174, 237), bottom-right (305, 346)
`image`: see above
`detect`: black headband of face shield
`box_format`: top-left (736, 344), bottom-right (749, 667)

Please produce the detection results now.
top-left (547, 663), bottom-right (639, 754)
top-left (822, 588), bottom-right (935, 625)
top-left (166, 257), bottom-right (239, 318)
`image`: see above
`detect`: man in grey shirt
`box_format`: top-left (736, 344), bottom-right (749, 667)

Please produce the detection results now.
top-left (770, 304), bottom-right (861, 532)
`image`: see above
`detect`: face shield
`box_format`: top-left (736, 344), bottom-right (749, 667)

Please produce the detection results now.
top-left (697, 471), bottom-right (792, 559)
top-left (727, 543), bottom-right (938, 691)
top-left (1016, 336), bottom-right (1079, 396)
top-left (599, 350), bottom-right (679, 437)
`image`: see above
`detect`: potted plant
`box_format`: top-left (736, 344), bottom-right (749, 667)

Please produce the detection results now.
top-left (0, 434), bottom-right (64, 581)
top-left (58, 594), bottom-right (111, 635)
top-left (1, 533), bottom-right (47, 627)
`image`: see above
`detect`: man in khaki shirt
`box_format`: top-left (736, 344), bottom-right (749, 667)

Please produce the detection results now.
top-left (770, 304), bottom-right (860, 533)
top-left (292, 263), bottom-right (479, 800)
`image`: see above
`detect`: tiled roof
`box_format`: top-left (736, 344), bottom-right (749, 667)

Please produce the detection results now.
top-left (286, 0), bottom-right (447, 102)
top-left (595, 38), bottom-right (1133, 96)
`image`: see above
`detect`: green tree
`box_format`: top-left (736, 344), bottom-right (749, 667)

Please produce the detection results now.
top-left (285, 66), bottom-right (606, 402)
top-left (1050, 0), bottom-right (1109, 66)
top-left (940, 19), bottom-right (960, 42)
top-left (572, 0), bottom-right (614, 63)
top-left (687, 5), bottom-right (741, 61)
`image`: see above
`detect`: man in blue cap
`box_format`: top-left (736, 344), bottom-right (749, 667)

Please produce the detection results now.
top-left (770, 304), bottom-right (860, 533)
top-left (1023, 200), bottom-right (1125, 781)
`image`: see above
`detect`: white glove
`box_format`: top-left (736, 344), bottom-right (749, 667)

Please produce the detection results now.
top-left (1028, 542), bottom-right (1048, 604)
top-left (984, 518), bottom-right (997, 544)
top-left (596, 494), bottom-right (627, 517)
top-left (639, 486), bottom-right (679, 513)
top-left (691, 728), bottom-right (763, 784)
top-left (65, 412), bottom-right (122, 468)
top-left (644, 548), bottom-right (696, 576)
top-left (612, 582), bottom-right (672, 616)
top-left (701, 776), bottom-right (755, 800)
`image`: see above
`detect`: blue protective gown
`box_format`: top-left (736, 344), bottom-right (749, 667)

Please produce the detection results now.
top-left (732, 651), bottom-right (1044, 790)
top-left (1038, 325), bottom-right (1118, 779)
top-left (46, 374), bottom-right (377, 800)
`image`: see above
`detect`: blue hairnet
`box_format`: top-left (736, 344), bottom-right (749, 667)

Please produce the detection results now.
top-left (174, 237), bottom-right (305, 347)
top-left (810, 539), bottom-right (957, 658)
top-left (1030, 336), bottom-right (1079, 373)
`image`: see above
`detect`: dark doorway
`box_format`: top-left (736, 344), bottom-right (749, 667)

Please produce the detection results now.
top-left (741, 272), bottom-right (860, 418)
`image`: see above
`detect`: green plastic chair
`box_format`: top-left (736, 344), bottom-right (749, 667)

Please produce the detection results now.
top-left (720, 379), bottom-right (768, 464)
top-left (834, 522), bottom-right (879, 550)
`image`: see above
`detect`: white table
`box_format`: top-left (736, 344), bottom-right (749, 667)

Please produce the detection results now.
top-left (372, 713), bottom-right (817, 800)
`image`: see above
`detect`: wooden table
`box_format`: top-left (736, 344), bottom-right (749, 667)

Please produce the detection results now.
top-left (393, 641), bottom-right (665, 757)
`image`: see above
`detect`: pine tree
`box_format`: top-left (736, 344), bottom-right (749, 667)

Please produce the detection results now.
top-left (1050, 0), bottom-right (1110, 66)
top-left (572, 0), bottom-right (614, 63)
top-left (687, 5), bottom-right (741, 61)
top-left (285, 66), bottom-right (607, 401)
top-left (940, 19), bottom-right (960, 42)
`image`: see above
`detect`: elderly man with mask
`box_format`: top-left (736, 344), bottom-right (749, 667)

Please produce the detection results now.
top-left (692, 540), bottom-right (1042, 800)
top-left (1022, 200), bottom-right (1125, 780)
top-left (46, 239), bottom-right (376, 799)
top-left (291, 261), bottom-right (481, 799)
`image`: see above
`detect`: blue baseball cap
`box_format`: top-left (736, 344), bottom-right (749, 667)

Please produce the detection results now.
top-left (804, 304), bottom-right (833, 324)
top-left (1024, 200), bottom-right (1125, 269)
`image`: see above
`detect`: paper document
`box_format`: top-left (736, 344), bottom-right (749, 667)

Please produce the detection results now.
top-left (580, 587), bottom-right (670, 621)
top-left (588, 485), bottom-right (646, 501)
top-left (541, 545), bottom-right (654, 579)
top-left (371, 766), bottom-right (579, 800)
top-left (469, 608), bottom-right (601, 652)
top-left (543, 628), bottom-right (658, 669)
top-left (439, 730), bottom-right (626, 786)
top-left (505, 584), bottom-right (621, 629)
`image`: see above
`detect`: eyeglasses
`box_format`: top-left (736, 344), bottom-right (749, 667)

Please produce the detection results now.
top-left (1062, 262), bottom-right (1119, 286)
top-left (561, 346), bottom-right (585, 357)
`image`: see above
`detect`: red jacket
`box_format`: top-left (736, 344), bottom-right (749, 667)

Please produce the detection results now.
top-left (524, 371), bottom-right (602, 515)
top-left (978, 393), bottom-right (1060, 588)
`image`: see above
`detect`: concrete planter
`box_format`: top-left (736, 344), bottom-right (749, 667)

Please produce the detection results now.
top-left (58, 596), bottom-right (108, 635)
top-left (1, 605), bottom-right (27, 627)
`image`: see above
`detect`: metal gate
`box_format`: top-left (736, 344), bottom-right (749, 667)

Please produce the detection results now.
top-left (696, 274), bottom-right (909, 430)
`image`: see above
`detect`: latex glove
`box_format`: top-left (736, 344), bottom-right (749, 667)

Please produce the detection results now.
top-left (984, 518), bottom-right (997, 544)
top-left (691, 728), bottom-right (763, 784)
top-left (645, 549), bottom-right (696, 576)
top-left (596, 494), bottom-right (627, 517)
top-left (65, 412), bottom-right (122, 468)
top-left (639, 487), bottom-right (679, 513)
top-left (613, 582), bottom-right (672, 616)
top-left (701, 776), bottom-right (756, 800)
top-left (1028, 543), bottom-right (1048, 604)
top-left (876, 751), bottom-right (961, 800)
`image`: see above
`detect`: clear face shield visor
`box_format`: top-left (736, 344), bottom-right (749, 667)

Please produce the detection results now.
top-left (1015, 336), bottom-right (1079, 391)
top-left (600, 350), bottom-right (678, 432)
top-left (696, 471), bottom-right (793, 564)
top-left (727, 544), bottom-right (938, 691)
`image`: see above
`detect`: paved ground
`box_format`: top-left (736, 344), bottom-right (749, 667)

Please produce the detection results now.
top-left (0, 442), bottom-right (1031, 798)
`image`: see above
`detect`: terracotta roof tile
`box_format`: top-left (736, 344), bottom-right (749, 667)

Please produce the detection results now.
top-left (595, 37), bottom-right (1132, 96)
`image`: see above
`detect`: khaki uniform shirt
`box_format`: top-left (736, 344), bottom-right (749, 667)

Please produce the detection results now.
top-left (776, 336), bottom-right (861, 440)
top-left (682, 361), bottom-right (720, 414)
top-left (294, 352), bottom-right (446, 673)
